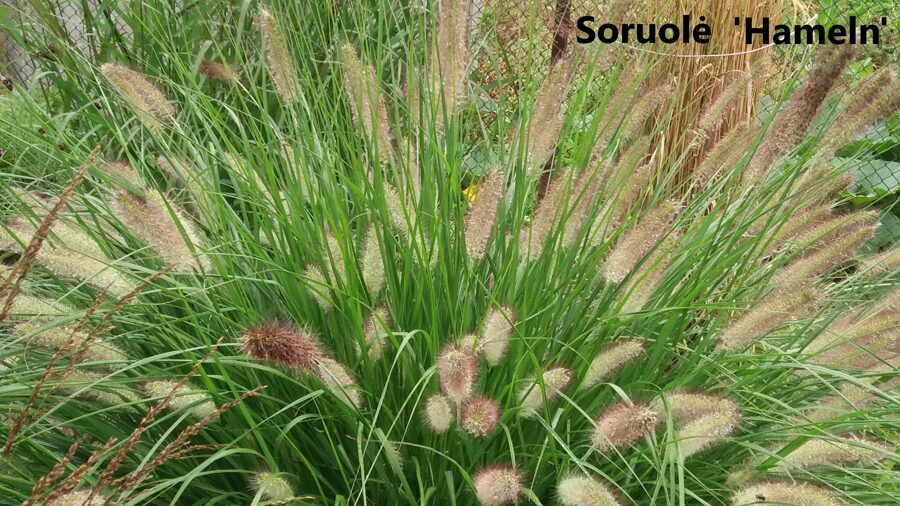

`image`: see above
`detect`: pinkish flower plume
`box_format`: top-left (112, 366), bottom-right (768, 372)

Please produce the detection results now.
top-left (473, 464), bottom-right (524, 506)
top-left (581, 339), bottom-right (644, 390)
top-left (438, 343), bottom-right (478, 404)
top-left (591, 401), bottom-right (660, 452)
top-left (461, 395), bottom-right (501, 436)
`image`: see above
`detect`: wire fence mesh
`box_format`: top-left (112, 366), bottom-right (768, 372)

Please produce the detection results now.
top-left (1, 0), bottom-right (897, 196)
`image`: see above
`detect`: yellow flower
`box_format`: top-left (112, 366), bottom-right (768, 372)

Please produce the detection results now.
top-left (463, 183), bottom-right (478, 204)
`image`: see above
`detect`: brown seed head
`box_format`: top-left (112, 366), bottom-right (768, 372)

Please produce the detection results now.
top-left (239, 322), bottom-right (324, 370)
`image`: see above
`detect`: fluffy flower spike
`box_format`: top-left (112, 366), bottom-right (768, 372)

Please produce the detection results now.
top-left (558, 475), bottom-right (621, 506)
top-left (360, 305), bottom-right (392, 360)
top-left (239, 322), bottom-right (324, 370)
top-left (464, 171), bottom-right (506, 259)
top-left (732, 481), bottom-right (845, 506)
top-left (591, 401), bottom-right (660, 452)
top-left (253, 472), bottom-right (294, 502)
top-left (143, 380), bottom-right (216, 418)
top-left (461, 395), bottom-right (501, 436)
top-left (438, 343), bottom-right (478, 404)
top-left (258, 7), bottom-right (298, 104)
top-left (519, 366), bottom-right (573, 416)
top-left (581, 339), bottom-right (644, 390)
top-left (44, 489), bottom-right (106, 506)
top-left (473, 464), bottom-right (524, 506)
top-left (100, 63), bottom-right (175, 133)
top-left (424, 394), bottom-right (454, 434)
top-left (317, 357), bottom-right (363, 409)
top-left (480, 305), bottom-right (516, 366)
top-left (773, 435), bottom-right (889, 471)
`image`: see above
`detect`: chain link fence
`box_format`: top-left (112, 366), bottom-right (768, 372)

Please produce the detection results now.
top-left (2, 0), bottom-right (898, 197)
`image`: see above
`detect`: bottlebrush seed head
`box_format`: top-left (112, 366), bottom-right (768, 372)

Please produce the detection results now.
top-left (745, 44), bottom-right (855, 185)
top-left (458, 333), bottom-right (481, 355)
top-left (694, 61), bottom-right (766, 142)
top-left (522, 168), bottom-right (570, 260)
top-left (100, 63), bottom-right (175, 133)
top-left (806, 360), bottom-right (900, 422)
top-left (239, 322), bottom-right (324, 371)
top-left (676, 407), bottom-right (741, 457)
top-left (198, 60), bottom-right (240, 84)
top-left (790, 164), bottom-right (855, 212)
top-left (595, 180), bottom-right (656, 250)
top-left (807, 311), bottom-right (899, 369)
top-left (257, 7), bottom-right (298, 104)
top-left (464, 171), bottom-right (506, 259)
top-left (716, 287), bottom-right (821, 352)
top-left (380, 181), bottom-right (411, 238)
top-left (861, 245), bottom-right (900, 278)
top-left (773, 436), bottom-right (889, 471)
top-left (765, 205), bottom-right (833, 256)
top-left (143, 380), bottom-right (216, 418)
top-left (424, 394), bottom-right (454, 434)
top-left (473, 464), bottom-right (524, 506)
top-left (63, 370), bottom-right (139, 406)
top-left (785, 210), bottom-right (876, 256)
top-left (438, 343), bottom-right (478, 404)
top-left (690, 125), bottom-right (759, 191)
top-left (461, 395), bottom-right (501, 436)
top-left (732, 481), bottom-right (845, 506)
top-left (562, 164), bottom-right (609, 248)
top-left (45, 490), bottom-right (106, 506)
top-left (619, 231), bottom-right (680, 315)
top-left (480, 305), bottom-right (516, 366)
top-left (0, 217), bottom-right (135, 297)
top-left (519, 366), bottom-right (572, 416)
top-left (15, 323), bottom-right (126, 367)
top-left (252, 472), bottom-right (294, 501)
top-left (432, 0), bottom-right (469, 117)
top-left (603, 199), bottom-right (679, 284)
top-left (591, 401), bottom-right (660, 452)
top-left (304, 264), bottom-right (332, 310)
top-left (317, 357), bottom-right (363, 409)
top-left (361, 226), bottom-right (387, 298)
top-left (581, 339), bottom-right (644, 390)
top-left (772, 218), bottom-right (877, 290)
top-left (877, 286), bottom-right (900, 313)
top-left (619, 83), bottom-right (672, 146)
top-left (823, 72), bottom-right (900, 152)
top-left (110, 188), bottom-right (209, 271)
top-left (341, 41), bottom-right (394, 162)
top-left (654, 392), bottom-right (738, 423)
top-left (360, 305), bottom-right (391, 360)
top-left (4, 293), bottom-right (71, 319)
top-left (521, 54), bottom-right (578, 178)
top-left (557, 475), bottom-right (621, 506)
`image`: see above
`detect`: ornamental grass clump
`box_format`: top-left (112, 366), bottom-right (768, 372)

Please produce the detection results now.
top-left (0, 3), bottom-right (898, 505)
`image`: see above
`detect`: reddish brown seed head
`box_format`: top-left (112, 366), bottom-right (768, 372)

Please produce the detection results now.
top-left (240, 322), bottom-right (324, 370)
